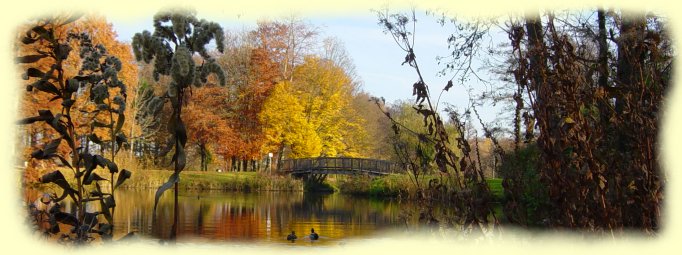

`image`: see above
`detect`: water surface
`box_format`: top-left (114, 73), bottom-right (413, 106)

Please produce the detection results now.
top-left (105, 189), bottom-right (413, 245)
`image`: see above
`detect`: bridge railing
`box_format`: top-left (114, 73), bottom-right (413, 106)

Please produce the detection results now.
top-left (279, 157), bottom-right (401, 175)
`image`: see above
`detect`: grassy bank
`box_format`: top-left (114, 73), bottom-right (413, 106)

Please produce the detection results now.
top-left (39, 169), bottom-right (303, 192)
top-left (333, 174), bottom-right (413, 197)
top-left (32, 167), bottom-right (504, 198)
top-left (333, 174), bottom-right (504, 201)
top-left (486, 178), bottom-right (503, 202)
top-left (121, 170), bottom-right (304, 191)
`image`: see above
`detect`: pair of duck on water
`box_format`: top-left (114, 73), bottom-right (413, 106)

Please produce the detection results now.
top-left (287, 228), bottom-right (319, 242)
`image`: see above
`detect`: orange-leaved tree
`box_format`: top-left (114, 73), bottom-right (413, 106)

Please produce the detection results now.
top-left (184, 86), bottom-right (236, 171)
top-left (16, 14), bottom-right (138, 179)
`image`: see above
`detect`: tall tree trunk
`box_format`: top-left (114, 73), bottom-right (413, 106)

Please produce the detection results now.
top-left (199, 144), bottom-right (207, 171)
top-left (521, 13), bottom-right (549, 227)
top-left (129, 108), bottom-right (136, 165)
top-left (615, 14), bottom-right (650, 229)
top-left (597, 9), bottom-right (609, 89)
top-left (597, 9), bottom-right (620, 226)
top-left (616, 18), bottom-right (638, 114)
top-left (276, 144), bottom-right (285, 171)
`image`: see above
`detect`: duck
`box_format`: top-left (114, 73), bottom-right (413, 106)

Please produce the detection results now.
top-left (309, 228), bottom-right (319, 240)
top-left (286, 231), bottom-right (297, 242)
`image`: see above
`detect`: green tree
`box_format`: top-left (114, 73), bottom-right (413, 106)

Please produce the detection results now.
top-left (389, 101), bottom-right (436, 164)
top-left (384, 100), bottom-right (462, 174)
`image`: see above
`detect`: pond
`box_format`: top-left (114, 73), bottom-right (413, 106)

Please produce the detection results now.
top-left (47, 189), bottom-right (427, 245)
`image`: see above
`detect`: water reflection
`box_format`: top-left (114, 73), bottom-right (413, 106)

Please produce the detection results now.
top-left (108, 189), bottom-right (409, 245)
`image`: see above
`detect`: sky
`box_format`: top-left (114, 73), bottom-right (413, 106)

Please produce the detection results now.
top-left (108, 9), bottom-right (507, 131)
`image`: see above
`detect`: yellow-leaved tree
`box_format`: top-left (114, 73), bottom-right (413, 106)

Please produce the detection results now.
top-left (260, 56), bottom-right (367, 164)
top-left (292, 56), bottom-right (366, 157)
top-left (260, 81), bottom-right (321, 159)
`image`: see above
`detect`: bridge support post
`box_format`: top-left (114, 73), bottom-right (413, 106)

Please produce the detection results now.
top-left (301, 173), bottom-right (331, 192)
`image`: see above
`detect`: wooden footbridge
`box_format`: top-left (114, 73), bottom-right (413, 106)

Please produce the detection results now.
top-left (279, 157), bottom-right (401, 178)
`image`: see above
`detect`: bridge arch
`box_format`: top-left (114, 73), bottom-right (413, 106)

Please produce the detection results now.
top-left (279, 157), bottom-right (401, 177)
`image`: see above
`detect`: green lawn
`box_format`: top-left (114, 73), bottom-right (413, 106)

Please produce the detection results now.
top-left (334, 174), bottom-right (505, 200)
top-left (486, 178), bottom-right (504, 202)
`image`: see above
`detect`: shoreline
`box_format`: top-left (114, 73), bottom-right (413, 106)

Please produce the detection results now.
top-left (24, 168), bottom-right (503, 201)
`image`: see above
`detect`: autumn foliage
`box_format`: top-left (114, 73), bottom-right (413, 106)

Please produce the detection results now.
top-left (184, 86), bottom-right (235, 171)
top-left (17, 14), bottom-right (133, 242)
top-left (16, 14), bottom-right (138, 180)
top-left (503, 13), bottom-right (669, 231)
top-left (15, 8), bottom-right (670, 242)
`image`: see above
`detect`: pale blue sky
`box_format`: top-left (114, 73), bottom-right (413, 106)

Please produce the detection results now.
top-left (109, 10), bottom-right (505, 130)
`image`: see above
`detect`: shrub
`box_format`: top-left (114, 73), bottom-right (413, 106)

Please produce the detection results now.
top-left (497, 143), bottom-right (550, 227)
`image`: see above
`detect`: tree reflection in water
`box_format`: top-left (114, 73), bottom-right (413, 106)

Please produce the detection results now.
top-left (107, 189), bottom-right (414, 244)
top-left (26, 187), bottom-right (481, 245)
